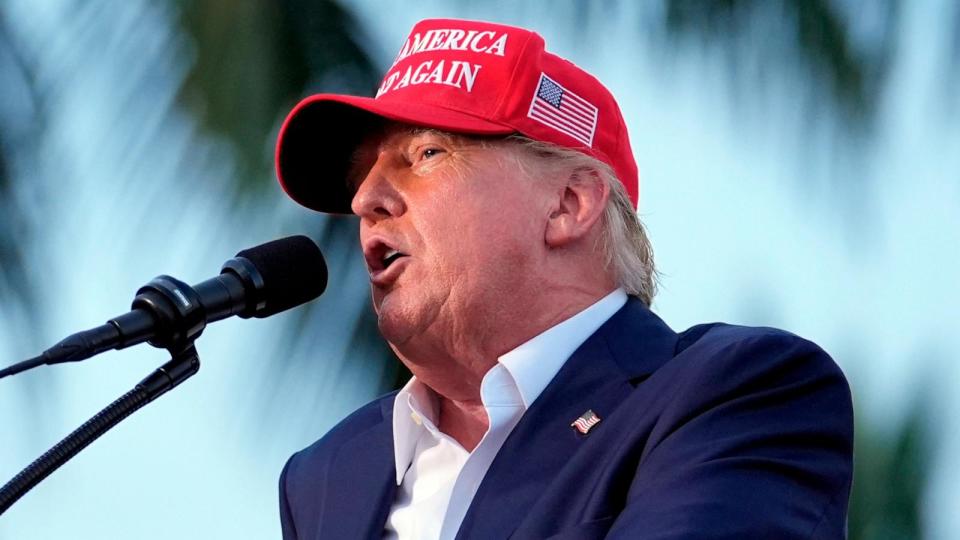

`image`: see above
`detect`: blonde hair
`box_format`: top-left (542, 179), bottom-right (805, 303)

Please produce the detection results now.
top-left (504, 137), bottom-right (658, 306)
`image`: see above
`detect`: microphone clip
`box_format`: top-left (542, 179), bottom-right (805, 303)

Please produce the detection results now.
top-left (127, 275), bottom-right (208, 351)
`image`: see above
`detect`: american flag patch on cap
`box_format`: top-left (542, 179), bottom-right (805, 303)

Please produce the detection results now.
top-left (571, 409), bottom-right (602, 435)
top-left (527, 73), bottom-right (599, 146)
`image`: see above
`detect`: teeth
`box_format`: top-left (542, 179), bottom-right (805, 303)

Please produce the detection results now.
top-left (381, 248), bottom-right (404, 269)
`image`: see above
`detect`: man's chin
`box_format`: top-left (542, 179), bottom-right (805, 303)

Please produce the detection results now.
top-left (374, 296), bottom-right (416, 346)
top-left (372, 284), bottom-right (448, 347)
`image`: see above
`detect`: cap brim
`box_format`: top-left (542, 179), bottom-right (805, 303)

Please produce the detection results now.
top-left (275, 94), bottom-right (515, 214)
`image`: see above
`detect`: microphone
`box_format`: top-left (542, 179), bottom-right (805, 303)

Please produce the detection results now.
top-left (0, 235), bottom-right (326, 378)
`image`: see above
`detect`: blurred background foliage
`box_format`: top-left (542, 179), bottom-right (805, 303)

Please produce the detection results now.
top-left (176, 0), bottom-right (380, 197)
top-left (850, 400), bottom-right (931, 540)
top-left (663, 0), bottom-right (898, 129)
top-left (0, 0), bottom-right (955, 538)
top-left (0, 14), bottom-right (42, 322)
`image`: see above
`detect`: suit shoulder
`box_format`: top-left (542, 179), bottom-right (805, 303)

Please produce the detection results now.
top-left (674, 322), bottom-right (848, 386)
top-left (678, 322), bottom-right (809, 352)
top-left (606, 322), bottom-right (854, 538)
top-left (678, 322), bottom-right (828, 359)
top-left (285, 391), bottom-right (397, 479)
top-left (279, 391), bottom-right (397, 537)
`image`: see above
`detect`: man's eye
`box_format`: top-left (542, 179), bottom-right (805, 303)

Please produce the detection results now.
top-left (419, 147), bottom-right (444, 160)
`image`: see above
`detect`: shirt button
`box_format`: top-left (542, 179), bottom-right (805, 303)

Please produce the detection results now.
top-left (411, 412), bottom-right (422, 425)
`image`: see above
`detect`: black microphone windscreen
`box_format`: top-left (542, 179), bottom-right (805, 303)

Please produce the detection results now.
top-left (236, 235), bottom-right (327, 317)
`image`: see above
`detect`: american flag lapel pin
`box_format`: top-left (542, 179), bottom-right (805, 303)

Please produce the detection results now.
top-left (571, 409), bottom-right (602, 435)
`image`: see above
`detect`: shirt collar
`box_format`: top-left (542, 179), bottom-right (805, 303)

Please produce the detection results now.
top-left (498, 288), bottom-right (627, 409)
top-left (392, 378), bottom-right (439, 484)
top-left (391, 288), bottom-right (628, 484)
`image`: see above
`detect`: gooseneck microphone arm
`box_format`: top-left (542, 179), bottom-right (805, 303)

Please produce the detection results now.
top-left (0, 342), bottom-right (201, 515)
top-left (0, 236), bottom-right (327, 516)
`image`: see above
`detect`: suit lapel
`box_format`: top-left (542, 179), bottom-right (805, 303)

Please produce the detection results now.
top-left (455, 299), bottom-right (677, 540)
top-left (319, 398), bottom-right (397, 540)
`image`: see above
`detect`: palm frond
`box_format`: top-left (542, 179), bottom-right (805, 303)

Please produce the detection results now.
top-left (849, 399), bottom-right (931, 539)
top-left (175, 0), bottom-right (380, 198)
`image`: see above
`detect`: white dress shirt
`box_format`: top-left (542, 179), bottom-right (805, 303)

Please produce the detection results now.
top-left (383, 289), bottom-right (628, 540)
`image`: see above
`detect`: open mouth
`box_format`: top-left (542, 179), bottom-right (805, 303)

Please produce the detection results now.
top-left (382, 248), bottom-right (406, 269)
top-left (363, 239), bottom-right (410, 282)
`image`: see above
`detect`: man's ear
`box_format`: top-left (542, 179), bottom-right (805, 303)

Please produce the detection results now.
top-left (544, 169), bottom-right (610, 248)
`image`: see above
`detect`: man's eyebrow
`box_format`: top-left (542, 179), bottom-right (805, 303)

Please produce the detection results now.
top-left (406, 127), bottom-right (459, 145)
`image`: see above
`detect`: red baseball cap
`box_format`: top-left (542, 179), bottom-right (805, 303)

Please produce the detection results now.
top-left (276, 18), bottom-right (639, 214)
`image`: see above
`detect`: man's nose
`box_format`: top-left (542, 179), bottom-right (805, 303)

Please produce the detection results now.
top-left (350, 152), bottom-right (406, 220)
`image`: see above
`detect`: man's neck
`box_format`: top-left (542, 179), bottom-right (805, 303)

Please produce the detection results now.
top-left (438, 396), bottom-right (488, 452)
top-left (406, 285), bottom-right (620, 450)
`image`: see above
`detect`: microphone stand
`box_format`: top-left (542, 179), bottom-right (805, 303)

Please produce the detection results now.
top-left (0, 341), bottom-right (201, 516)
top-left (0, 236), bottom-right (328, 517)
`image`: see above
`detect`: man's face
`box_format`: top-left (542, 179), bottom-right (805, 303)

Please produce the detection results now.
top-left (349, 124), bottom-right (553, 362)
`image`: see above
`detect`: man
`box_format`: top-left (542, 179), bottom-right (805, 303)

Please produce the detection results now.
top-left (274, 18), bottom-right (853, 540)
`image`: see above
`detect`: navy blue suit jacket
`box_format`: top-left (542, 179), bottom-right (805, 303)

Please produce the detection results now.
top-left (279, 299), bottom-right (853, 539)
